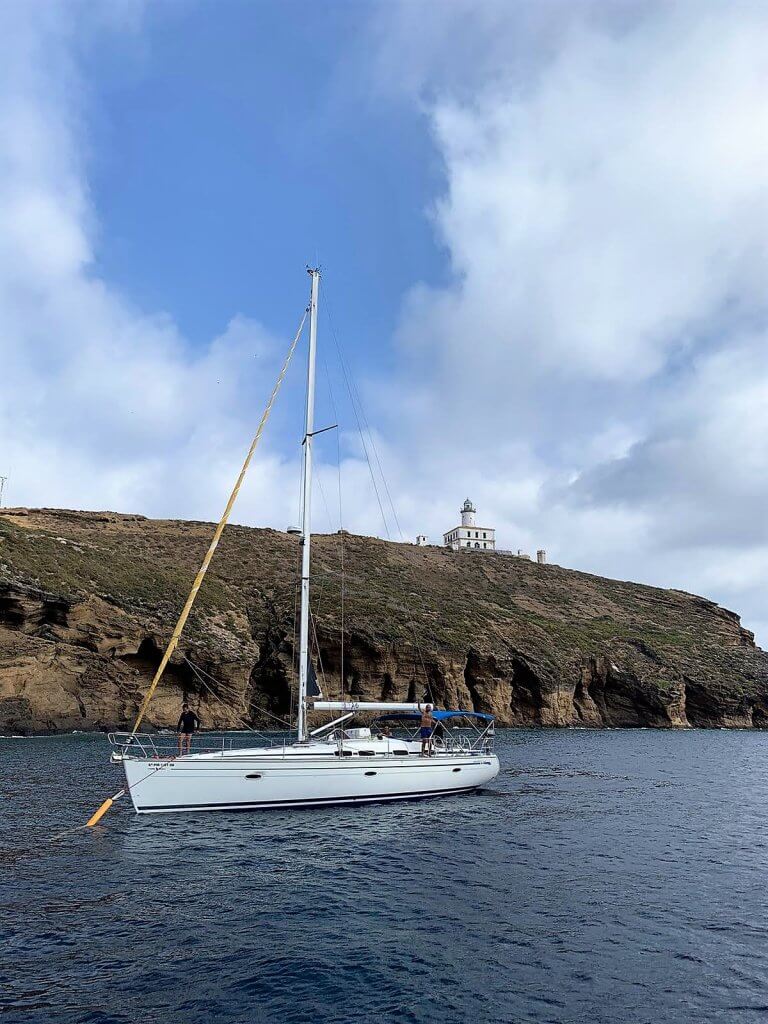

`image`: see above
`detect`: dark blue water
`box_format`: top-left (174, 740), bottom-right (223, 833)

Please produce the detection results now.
top-left (2, 730), bottom-right (768, 1024)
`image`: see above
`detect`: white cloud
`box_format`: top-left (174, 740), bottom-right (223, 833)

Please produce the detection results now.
top-left (370, 1), bottom-right (768, 643)
top-left (0, 3), bottom-right (318, 530)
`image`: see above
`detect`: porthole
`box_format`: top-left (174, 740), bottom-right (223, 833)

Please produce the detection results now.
top-left (452, 767), bottom-right (461, 773)
top-left (365, 771), bottom-right (377, 777)
top-left (246, 773), bottom-right (262, 780)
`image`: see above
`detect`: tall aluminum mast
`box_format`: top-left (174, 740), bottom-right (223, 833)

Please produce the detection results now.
top-left (297, 268), bottom-right (320, 742)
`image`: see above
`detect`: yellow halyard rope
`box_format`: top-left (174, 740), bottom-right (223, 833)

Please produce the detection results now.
top-left (129, 308), bottom-right (308, 738)
top-left (81, 308), bottom-right (307, 830)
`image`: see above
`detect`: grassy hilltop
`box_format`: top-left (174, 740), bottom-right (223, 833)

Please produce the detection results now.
top-left (1, 507), bottom-right (767, 732)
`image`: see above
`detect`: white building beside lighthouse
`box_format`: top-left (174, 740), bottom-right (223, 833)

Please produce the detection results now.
top-left (443, 498), bottom-right (496, 551)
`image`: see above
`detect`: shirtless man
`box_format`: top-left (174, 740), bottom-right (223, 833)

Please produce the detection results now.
top-left (177, 702), bottom-right (201, 756)
top-left (420, 704), bottom-right (434, 757)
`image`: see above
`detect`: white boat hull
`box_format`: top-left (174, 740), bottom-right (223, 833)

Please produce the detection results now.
top-left (121, 746), bottom-right (500, 814)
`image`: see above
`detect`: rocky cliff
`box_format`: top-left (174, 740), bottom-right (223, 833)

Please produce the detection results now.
top-left (1, 507), bottom-right (767, 733)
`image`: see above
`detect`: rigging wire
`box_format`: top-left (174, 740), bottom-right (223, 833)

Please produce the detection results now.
top-left (183, 656), bottom-right (290, 737)
top-left (299, 350), bottom-right (346, 706)
top-left (304, 527), bottom-right (331, 697)
top-left (314, 471), bottom-right (336, 542)
top-left (184, 655), bottom-right (292, 727)
top-left (324, 302), bottom-right (391, 539)
top-left (321, 347), bottom-right (346, 699)
top-left (322, 283), bottom-right (436, 705)
top-left (290, 540), bottom-right (301, 731)
top-left (337, 427), bottom-right (346, 702)
top-left (309, 605), bottom-right (328, 692)
top-left (334, 336), bottom-right (405, 543)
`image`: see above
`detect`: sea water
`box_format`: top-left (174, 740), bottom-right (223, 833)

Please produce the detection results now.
top-left (2, 729), bottom-right (768, 1024)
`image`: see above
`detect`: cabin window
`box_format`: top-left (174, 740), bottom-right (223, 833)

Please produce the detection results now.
top-left (357, 751), bottom-right (375, 757)
top-left (334, 750), bottom-right (354, 757)
top-left (364, 771), bottom-right (377, 777)
top-left (394, 749), bottom-right (408, 756)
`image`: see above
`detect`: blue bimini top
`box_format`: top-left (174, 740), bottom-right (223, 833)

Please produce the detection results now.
top-left (376, 710), bottom-right (495, 723)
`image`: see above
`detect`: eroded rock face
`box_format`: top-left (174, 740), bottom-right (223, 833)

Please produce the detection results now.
top-left (1, 508), bottom-right (767, 733)
top-left (0, 583), bottom-right (257, 734)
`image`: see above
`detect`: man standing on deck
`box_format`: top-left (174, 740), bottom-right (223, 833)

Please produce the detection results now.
top-left (420, 704), bottom-right (434, 757)
top-left (177, 702), bottom-right (201, 756)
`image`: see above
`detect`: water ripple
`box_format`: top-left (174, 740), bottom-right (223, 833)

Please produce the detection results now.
top-left (2, 729), bottom-right (768, 1023)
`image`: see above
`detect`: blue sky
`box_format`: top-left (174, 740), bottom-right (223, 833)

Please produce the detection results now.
top-left (1, 0), bottom-right (767, 645)
top-left (84, 1), bottom-right (443, 366)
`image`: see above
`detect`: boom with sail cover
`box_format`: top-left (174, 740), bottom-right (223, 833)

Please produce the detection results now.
top-left (312, 701), bottom-right (428, 713)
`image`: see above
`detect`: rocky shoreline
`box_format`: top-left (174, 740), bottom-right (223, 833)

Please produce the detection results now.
top-left (2, 507), bottom-right (767, 734)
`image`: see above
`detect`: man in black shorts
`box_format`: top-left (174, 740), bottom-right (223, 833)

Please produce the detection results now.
top-left (177, 702), bottom-right (201, 756)
top-left (420, 704), bottom-right (434, 757)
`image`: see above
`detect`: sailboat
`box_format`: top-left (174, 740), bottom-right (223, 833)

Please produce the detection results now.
top-left (107, 269), bottom-right (500, 814)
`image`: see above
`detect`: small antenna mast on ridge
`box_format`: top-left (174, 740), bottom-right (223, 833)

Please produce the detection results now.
top-left (0, 475), bottom-right (7, 507)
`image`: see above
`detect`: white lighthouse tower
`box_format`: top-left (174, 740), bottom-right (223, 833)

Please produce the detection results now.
top-left (460, 498), bottom-right (476, 528)
top-left (444, 498), bottom-right (496, 552)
